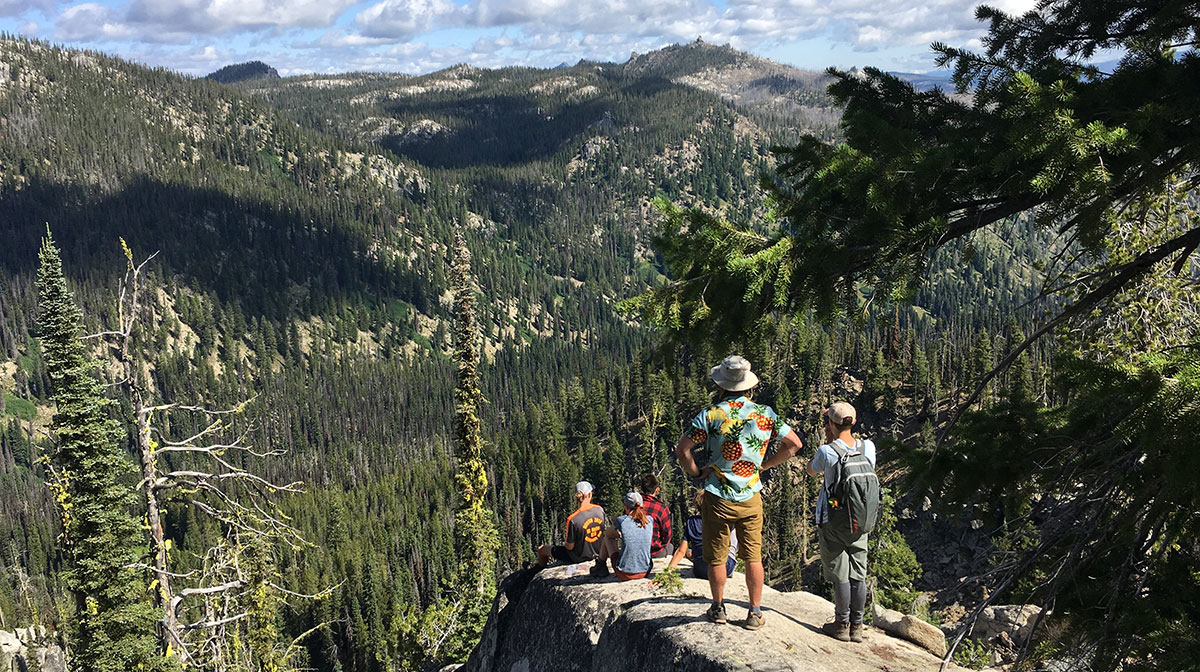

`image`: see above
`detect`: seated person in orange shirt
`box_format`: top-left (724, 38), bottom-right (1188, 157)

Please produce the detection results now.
top-left (536, 481), bottom-right (606, 567)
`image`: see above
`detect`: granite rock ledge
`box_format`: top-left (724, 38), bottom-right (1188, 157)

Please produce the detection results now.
top-left (461, 559), bottom-right (962, 672)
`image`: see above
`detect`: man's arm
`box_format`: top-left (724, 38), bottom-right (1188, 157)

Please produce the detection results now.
top-left (668, 539), bottom-right (689, 568)
top-left (806, 445), bottom-right (826, 477)
top-left (675, 434), bottom-right (701, 478)
top-left (761, 431), bottom-right (804, 471)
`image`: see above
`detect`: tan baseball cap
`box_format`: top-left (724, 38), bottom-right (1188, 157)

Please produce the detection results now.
top-left (825, 401), bottom-right (856, 426)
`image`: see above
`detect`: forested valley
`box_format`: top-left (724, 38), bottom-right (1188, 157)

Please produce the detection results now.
top-left (1, 4), bottom-right (1196, 669)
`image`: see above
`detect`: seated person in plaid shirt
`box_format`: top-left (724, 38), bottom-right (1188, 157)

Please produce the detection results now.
top-left (639, 473), bottom-right (674, 558)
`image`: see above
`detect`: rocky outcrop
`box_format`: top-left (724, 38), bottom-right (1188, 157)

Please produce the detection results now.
top-left (464, 559), bottom-right (962, 672)
top-left (971, 604), bottom-right (1041, 645)
top-left (0, 626), bottom-right (66, 672)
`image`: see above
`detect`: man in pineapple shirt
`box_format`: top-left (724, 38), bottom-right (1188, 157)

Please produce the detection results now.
top-left (675, 355), bottom-right (804, 630)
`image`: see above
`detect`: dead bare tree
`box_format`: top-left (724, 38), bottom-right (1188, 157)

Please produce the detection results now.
top-left (89, 240), bottom-right (329, 669)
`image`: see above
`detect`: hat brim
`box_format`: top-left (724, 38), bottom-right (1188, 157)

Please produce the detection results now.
top-left (711, 367), bottom-right (759, 392)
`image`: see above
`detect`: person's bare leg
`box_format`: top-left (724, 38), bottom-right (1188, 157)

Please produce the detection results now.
top-left (745, 561), bottom-right (764, 608)
top-left (536, 545), bottom-right (551, 566)
top-left (708, 561), bottom-right (727, 604)
top-left (604, 534), bottom-right (621, 572)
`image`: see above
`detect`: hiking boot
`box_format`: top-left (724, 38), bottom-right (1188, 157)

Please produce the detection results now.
top-left (821, 620), bottom-right (851, 642)
top-left (849, 622), bottom-right (865, 643)
top-left (705, 603), bottom-right (727, 624)
top-left (743, 610), bottom-right (766, 631)
top-left (588, 561), bottom-right (610, 578)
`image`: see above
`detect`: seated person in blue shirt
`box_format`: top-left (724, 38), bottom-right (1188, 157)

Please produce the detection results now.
top-left (669, 488), bottom-right (737, 580)
top-left (590, 492), bottom-right (654, 580)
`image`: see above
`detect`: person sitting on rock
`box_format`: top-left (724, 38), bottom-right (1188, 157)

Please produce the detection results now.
top-left (807, 402), bottom-right (877, 644)
top-left (668, 488), bottom-right (737, 580)
top-left (590, 492), bottom-right (654, 580)
top-left (535, 481), bottom-right (606, 568)
top-left (675, 355), bottom-right (804, 630)
top-left (639, 473), bottom-right (674, 559)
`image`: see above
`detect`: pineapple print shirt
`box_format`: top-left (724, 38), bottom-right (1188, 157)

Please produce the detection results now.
top-left (688, 396), bottom-right (794, 502)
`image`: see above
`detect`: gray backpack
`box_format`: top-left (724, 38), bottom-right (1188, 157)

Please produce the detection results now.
top-left (827, 439), bottom-right (881, 536)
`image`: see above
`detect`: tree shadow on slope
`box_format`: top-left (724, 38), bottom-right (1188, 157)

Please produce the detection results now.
top-left (378, 77), bottom-right (679, 170)
top-left (0, 176), bottom-right (433, 321)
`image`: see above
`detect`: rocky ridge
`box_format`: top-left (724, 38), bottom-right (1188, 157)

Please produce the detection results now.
top-left (462, 559), bottom-right (962, 672)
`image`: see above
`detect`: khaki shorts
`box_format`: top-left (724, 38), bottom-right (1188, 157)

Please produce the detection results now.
top-left (818, 523), bottom-right (868, 583)
top-left (701, 491), bottom-right (763, 565)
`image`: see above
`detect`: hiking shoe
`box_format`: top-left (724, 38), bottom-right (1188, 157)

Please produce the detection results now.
top-left (849, 622), bottom-right (865, 643)
top-left (588, 562), bottom-right (610, 578)
top-left (705, 603), bottom-right (727, 624)
top-left (743, 610), bottom-right (766, 631)
top-left (821, 620), bottom-right (851, 642)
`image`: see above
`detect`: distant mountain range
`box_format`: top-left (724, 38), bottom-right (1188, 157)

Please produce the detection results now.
top-left (887, 69), bottom-right (955, 90)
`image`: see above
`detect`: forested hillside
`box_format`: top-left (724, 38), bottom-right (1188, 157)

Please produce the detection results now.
top-left (0, 35), bottom-right (1059, 670)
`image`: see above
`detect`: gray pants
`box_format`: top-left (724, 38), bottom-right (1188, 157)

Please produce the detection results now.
top-left (819, 524), bottom-right (869, 624)
top-left (818, 523), bottom-right (868, 583)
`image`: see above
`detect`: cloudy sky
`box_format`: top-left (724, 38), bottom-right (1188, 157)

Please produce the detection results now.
top-left (0, 0), bottom-right (1039, 76)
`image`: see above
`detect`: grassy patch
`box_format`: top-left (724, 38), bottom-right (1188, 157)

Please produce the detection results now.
top-left (388, 301), bottom-right (410, 323)
top-left (3, 393), bottom-right (36, 421)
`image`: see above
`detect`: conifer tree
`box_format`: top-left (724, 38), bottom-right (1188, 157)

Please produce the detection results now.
top-left (451, 232), bottom-right (498, 595)
top-left (439, 232), bottom-right (500, 665)
top-left (35, 232), bottom-right (173, 672)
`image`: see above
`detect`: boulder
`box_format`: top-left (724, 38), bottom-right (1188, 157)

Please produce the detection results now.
top-left (873, 607), bottom-right (948, 658)
top-left (972, 604), bottom-right (1041, 645)
top-left (463, 559), bottom-right (962, 671)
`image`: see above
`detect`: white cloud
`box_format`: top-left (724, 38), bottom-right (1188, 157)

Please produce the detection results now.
top-left (473, 0), bottom-right (717, 39)
top-left (55, 3), bottom-right (133, 40)
top-left (355, 0), bottom-right (465, 39)
top-left (308, 28), bottom-right (396, 48)
top-left (0, 0), bottom-right (58, 18)
top-left (122, 0), bottom-right (359, 34)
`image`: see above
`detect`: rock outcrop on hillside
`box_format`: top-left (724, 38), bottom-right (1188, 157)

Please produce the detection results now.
top-left (462, 559), bottom-right (962, 672)
top-left (0, 626), bottom-right (65, 672)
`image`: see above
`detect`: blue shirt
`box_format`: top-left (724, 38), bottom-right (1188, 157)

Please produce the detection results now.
top-left (616, 515), bottom-right (653, 575)
top-left (811, 438), bottom-right (876, 525)
top-left (688, 396), bottom-right (794, 502)
top-left (682, 515), bottom-right (737, 560)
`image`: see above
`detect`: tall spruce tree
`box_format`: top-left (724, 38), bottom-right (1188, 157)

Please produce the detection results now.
top-left (36, 232), bottom-right (173, 672)
top-left (447, 232), bottom-right (499, 659)
top-left (451, 231), bottom-right (498, 593)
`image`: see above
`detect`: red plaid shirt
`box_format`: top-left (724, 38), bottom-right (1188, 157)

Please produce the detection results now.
top-left (641, 494), bottom-right (672, 555)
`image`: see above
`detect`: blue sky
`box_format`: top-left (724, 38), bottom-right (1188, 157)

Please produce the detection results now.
top-left (0, 0), bottom-right (1039, 76)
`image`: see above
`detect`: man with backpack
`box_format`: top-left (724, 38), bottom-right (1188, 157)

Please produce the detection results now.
top-left (807, 401), bottom-right (879, 643)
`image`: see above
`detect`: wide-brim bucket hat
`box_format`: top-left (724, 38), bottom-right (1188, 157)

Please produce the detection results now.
top-left (711, 355), bottom-right (759, 392)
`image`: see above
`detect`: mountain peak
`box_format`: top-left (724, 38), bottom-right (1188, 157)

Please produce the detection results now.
top-left (205, 60), bottom-right (279, 84)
